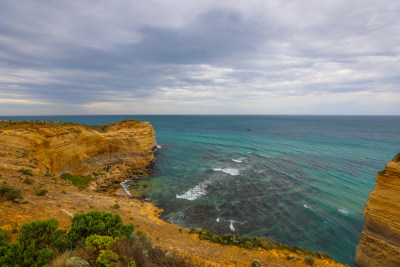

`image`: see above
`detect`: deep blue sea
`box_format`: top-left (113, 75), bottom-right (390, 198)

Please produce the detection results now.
top-left (2, 115), bottom-right (399, 265)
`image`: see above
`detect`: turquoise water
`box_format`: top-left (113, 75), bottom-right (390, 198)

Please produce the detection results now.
top-left (2, 115), bottom-right (399, 265)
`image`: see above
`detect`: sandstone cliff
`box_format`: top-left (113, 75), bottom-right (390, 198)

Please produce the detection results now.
top-left (356, 153), bottom-right (400, 266)
top-left (0, 119), bottom-right (157, 188)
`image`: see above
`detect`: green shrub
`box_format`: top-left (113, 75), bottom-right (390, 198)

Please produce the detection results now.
top-left (67, 210), bottom-right (134, 246)
top-left (61, 190), bottom-right (66, 194)
top-left (23, 178), bottom-right (34, 185)
top-left (60, 173), bottom-right (94, 189)
top-left (0, 228), bottom-right (12, 245)
top-left (0, 218), bottom-right (68, 266)
top-left (0, 185), bottom-right (12, 195)
top-left (305, 256), bottom-right (315, 265)
top-left (0, 185), bottom-right (22, 201)
top-left (96, 249), bottom-right (119, 267)
top-left (103, 166), bottom-right (112, 172)
top-left (86, 235), bottom-right (115, 252)
top-left (18, 218), bottom-right (68, 250)
top-left (112, 204), bottom-right (120, 209)
top-left (18, 168), bottom-right (33, 176)
top-left (36, 189), bottom-right (48, 196)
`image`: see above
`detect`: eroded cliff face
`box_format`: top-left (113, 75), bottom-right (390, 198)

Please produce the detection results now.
top-left (0, 119), bottom-right (156, 183)
top-left (356, 153), bottom-right (400, 266)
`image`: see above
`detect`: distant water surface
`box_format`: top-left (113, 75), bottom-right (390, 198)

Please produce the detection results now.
top-left (2, 115), bottom-right (399, 265)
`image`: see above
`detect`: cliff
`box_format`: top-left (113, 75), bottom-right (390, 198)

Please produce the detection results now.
top-left (0, 119), bottom-right (157, 189)
top-left (356, 153), bottom-right (400, 266)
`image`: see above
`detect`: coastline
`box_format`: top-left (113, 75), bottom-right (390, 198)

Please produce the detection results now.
top-left (0, 120), bottom-right (344, 266)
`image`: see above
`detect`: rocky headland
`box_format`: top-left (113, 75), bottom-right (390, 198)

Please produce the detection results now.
top-left (0, 120), bottom-right (344, 266)
top-left (356, 153), bottom-right (400, 266)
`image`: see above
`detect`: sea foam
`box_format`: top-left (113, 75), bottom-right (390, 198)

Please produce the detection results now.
top-left (213, 168), bottom-right (239, 176)
top-left (176, 181), bottom-right (209, 200)
top-left (229, 220), bottom-right (235, 231)
top-left (232, 158), bottom-right (243, 163)
top-left (338, 208), bottom-right (349, 215)
top-left (120, 179), bottom-right (132, 196)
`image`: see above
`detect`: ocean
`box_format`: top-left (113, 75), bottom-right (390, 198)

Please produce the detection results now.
top-left (2, 115), bottom-right (399, 265)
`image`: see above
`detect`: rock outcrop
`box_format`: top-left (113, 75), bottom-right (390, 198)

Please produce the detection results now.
top-left (356, 153), bottom-right (400, 266)
top-left (0, 119), bottom-right (157, 188)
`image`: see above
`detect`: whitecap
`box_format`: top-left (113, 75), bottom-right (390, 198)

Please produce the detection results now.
top-left (232, 159), bottom-right (243, 163)
top-left (338, 208), bottom-right (349, 215)
top-left (156, 144), bottom-right (162, 149)
top-left (176, 181), bottom-right (209, 200)
top-left (120, 178), bottom-right (133, 196)
top-left (216, 217), bottom-right (220, 223)
top-left (303, 204), bottom-right (312, 210)
top-left (213, 168), bottom-right (239, 176)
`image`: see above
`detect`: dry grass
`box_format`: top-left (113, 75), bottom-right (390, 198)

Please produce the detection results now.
top-left (49, 250), bottom-right (72, 267)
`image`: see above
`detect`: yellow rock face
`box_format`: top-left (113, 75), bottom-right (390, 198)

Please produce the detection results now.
top-left (356, 154), bottom-right (400, 266)
top-left (0, 119), bottom-right (157, 176)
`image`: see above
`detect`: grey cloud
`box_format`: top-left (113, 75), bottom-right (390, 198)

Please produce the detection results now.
top-left (0, 0), bottom-right (399, 115)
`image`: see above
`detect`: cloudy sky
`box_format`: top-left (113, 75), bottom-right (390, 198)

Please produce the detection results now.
top-left (0, 0), bottom-right (399, 115)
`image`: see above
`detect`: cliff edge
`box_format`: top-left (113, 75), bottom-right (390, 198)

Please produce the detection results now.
top-left (0, 119), bottom-right (157, 189)
top-left (356, 153), bottom-right (400, 266)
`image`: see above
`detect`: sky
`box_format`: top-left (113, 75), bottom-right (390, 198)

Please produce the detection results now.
top-left (0, 0), bottom-right (399, 115)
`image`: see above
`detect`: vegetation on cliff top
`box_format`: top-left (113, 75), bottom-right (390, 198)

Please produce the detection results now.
top-left (189, 228), bottom-right (333, 264)
top-left (0, 119), bottom-right (141, 132)
top-left (0, 210), bottom-right (190, 267)
top-left (60, 173), bottom-right (95, 189)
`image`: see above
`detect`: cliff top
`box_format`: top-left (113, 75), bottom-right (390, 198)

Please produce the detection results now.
top-left (0, 119), bottom-right (146, 132)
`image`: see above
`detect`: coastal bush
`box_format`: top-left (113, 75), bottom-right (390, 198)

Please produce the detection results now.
top-left (67, 210), bottom-right (134, 245)
top-left (0, 218), bottom-right (69, 266)
top-left (190, 229), bottom-right (333, 261)
top-left (305, 255), bottom-right (315, 265)
top-left (18, 218), bottom-right (68, 250)
top-left (0, 228), bottom-right (12, 245)
top-left (0, 185), bottom-right (22, 201)
top-left (18, 168), bottom-right (33, 176)
top-left (0, 211), bottom-right (191, 267)
top-left (112, 204), bottom-right (120, 209)
top-left (85, 234), bottom-right (115, 252)
top-left (96, 249), bottom-right (120, 266)
top-left (36, 189), bottom-right (48, 196)
top-left (60, 173), bottom-right (94, 189)
top-left (23, 177), bottom-right (34, 184)
top-left (103, 165), bottom-right (112, 172)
